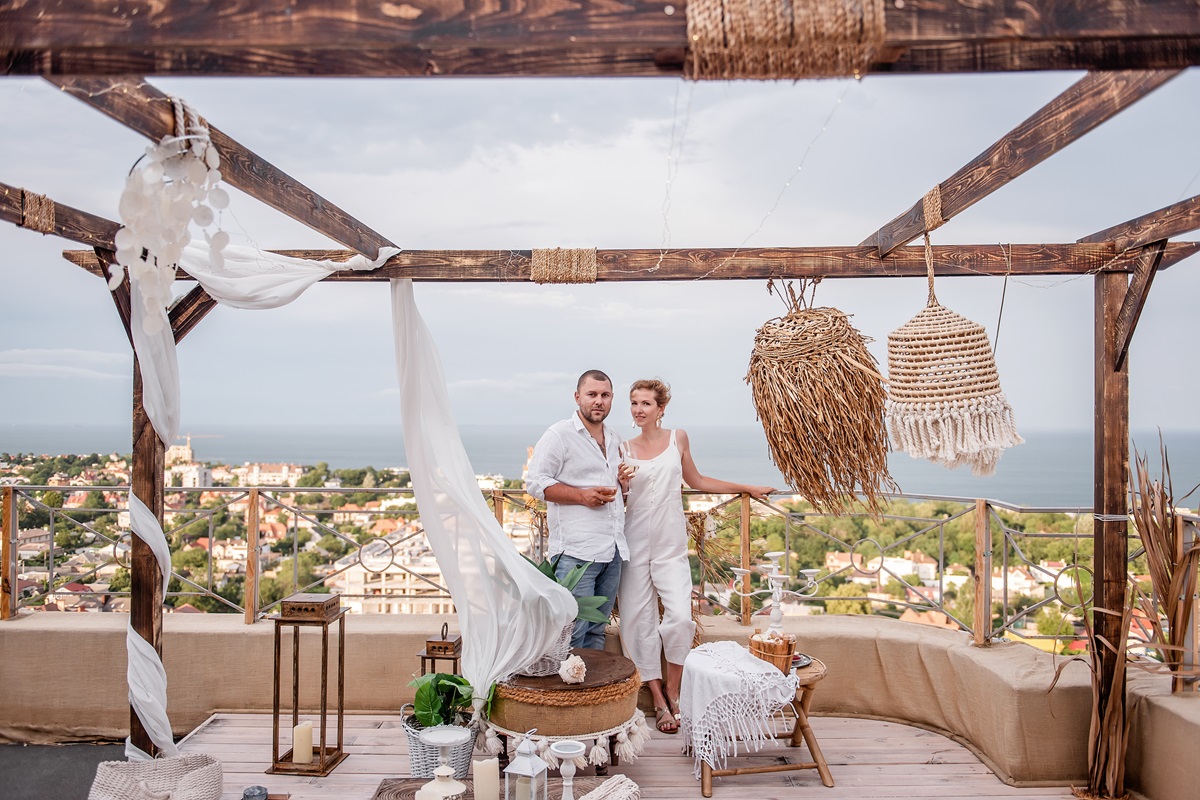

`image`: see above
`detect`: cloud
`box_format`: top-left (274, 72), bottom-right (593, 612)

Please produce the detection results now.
top-left (0, 349), bottom-right (129, 380)
top-left (447, 372), bottom-right (574, 394)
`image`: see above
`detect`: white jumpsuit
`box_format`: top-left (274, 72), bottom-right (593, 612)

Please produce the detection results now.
top-left (618, 429), bottom-right (696, 681)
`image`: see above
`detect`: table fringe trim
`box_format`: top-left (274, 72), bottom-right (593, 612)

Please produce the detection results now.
top-left (481, 710), bottom-right (653, 768)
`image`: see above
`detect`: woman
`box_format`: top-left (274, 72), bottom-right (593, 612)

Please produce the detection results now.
top-left (617, 379), bottom-right (774, 734)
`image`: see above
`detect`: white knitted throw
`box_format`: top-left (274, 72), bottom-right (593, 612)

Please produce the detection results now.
top-left (680, 641), bottom-right (799, 779)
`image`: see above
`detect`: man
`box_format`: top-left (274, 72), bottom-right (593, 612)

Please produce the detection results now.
top-left (525, 369), bottom-right (628, 650)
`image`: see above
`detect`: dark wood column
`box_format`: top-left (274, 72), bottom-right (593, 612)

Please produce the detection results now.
top-left (130, 360), bottom-right (166, 756)
top-left (1093, 270), bottom-right (1130, 738)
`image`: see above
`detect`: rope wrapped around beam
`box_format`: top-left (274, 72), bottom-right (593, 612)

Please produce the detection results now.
top-left (686, 0), bottom-right (886, 80)
top-left (20, 190), bottom-right (55, 234)
top-left (531, 247), bottom-right (597, 284)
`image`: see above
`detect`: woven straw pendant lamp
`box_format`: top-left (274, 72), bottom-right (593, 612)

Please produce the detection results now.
top-left (886, 235), bottom-right (1023, 476)
top-left (747, 281), bottom-right (896, 515)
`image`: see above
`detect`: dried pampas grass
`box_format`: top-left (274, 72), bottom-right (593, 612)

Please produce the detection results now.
top-left (746, 304), bottom-right (896, 515)
top-left (1130, 441), bottom-right (1199, 692)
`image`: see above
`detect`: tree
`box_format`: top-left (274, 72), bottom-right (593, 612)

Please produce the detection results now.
top-left (1036, 605), bottom-right (1076, 637)
top-left (824, 582), bottom-right (870, 615)
top-left (260, 553), bottom-right (325, 605)
top-left (297, 462), bottom-right (329, 488)
top-left (317, 533), bottom-right (351, 557)
top-left (54, 527), bottom-right (86, 550)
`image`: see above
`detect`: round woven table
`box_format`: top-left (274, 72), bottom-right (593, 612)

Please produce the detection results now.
top-left (488, 648), bottom-right (643, 777)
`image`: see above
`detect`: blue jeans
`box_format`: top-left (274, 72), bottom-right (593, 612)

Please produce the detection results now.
top-left (554, 555), bottom-right (622, 650)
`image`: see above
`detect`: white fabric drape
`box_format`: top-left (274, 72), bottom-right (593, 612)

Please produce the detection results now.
top-left (120, 242), bottom-right (395, 759)
top-left (130, 279), bottom-right (181, 448)
top-left (180, 242), bottom-right (395, 309)
top-left (120, 241), bottom-right (571, 753)
top-left (391, 279), bottom-right (576, 705)
top-left (124, 494), bottom-right (180, 760)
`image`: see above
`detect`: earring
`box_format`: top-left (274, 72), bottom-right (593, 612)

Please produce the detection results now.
top-left (655, 416), bottom-right (663, 428)
top-left (632, 419), bottom-right (638, 429)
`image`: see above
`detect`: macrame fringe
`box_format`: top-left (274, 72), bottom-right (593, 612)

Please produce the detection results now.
top-left (578, 774), bottom-right (642, 800)
top-left (888, 393), bottom-right (1024, 477)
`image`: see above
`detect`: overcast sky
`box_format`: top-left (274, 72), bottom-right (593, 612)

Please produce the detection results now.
top-left (1, 71), bottom-right (1198, 437)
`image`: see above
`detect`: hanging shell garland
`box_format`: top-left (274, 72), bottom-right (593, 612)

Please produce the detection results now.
top-left (110, 98), bottom-right (228, 335)
top-left (746, 306), bottom-right (896, 515)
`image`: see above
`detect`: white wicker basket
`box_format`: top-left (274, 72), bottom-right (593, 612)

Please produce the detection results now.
top-left (516, 621), bottom-right (574, 677)
top-left (401, 705), bottom-right (477, 778)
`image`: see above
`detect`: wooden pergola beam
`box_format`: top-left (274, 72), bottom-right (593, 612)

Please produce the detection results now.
top-left (58, 241), bottom-right (1200, 282)
top-left (46, 77), bottom-right (397, 258)
top-left (1113, 240), bottom-right (1167, 371)
top-left (0, 181), bottom-right (119, 249)
top-left (862, 69), bottom-right (1180, 256)
top-left (1080, 194), bottom-right (1200, 252)
top-left (4, 1), bottom-right (1200, 77)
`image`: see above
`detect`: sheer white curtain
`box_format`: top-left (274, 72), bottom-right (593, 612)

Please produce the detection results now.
top-left (120, 245), bottom-right (572, 756)
top-left (390, 279), bottom-right (575, 707)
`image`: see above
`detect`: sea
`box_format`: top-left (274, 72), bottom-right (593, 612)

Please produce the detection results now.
top-left (3, 423), bottom-right (1199, 510)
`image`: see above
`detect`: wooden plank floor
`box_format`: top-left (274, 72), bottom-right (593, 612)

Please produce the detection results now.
top-left (178, 713), bottom-right (1080, 800)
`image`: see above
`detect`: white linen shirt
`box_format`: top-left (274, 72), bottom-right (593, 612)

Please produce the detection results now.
top-left (525, 412), bottom-right (628, 563)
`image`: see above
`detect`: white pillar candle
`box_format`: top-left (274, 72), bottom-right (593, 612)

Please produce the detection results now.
top-left (292, 720), bottom-right (313, 764)
top-left (472, 757), bottom-right (500, 800)
top-left (515, 776), bottom-right (531, 800)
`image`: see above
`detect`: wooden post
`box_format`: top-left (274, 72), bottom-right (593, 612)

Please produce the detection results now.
top-left (740, 493), bottom-right (752, 626)
top-left (1, 485), bottom-right (14, 620)
top-left (130, 359), bottom-right (166, 756)
top-left (245, 488), bottom-right (260, 625)
top-left (492, 488), bottom-right (504, 526)
top-left (1094, 270), bottom-right (1130, 733)
top-left (973, 499), bottom-right (992, 645)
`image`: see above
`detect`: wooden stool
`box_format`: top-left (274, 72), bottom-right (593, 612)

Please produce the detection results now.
top-left (417, 647), bottom-right (462, 676)
top-left (699, 657), bottom-right (834, 796)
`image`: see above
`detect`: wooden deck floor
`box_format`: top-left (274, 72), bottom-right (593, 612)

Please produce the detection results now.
top-left (178, 713), bottom-right (1080, 800)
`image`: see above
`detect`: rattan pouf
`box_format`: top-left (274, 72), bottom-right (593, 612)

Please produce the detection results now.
top-left (491, 648), bottom-right (640, 737)
top-left (483, 649), bottom-right (650, 771)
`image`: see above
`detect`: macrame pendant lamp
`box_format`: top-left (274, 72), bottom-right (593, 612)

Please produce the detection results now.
top-left (746, 282), bottom-right (896, 515)
top-left (886, 229), bottom-right (1023, 477)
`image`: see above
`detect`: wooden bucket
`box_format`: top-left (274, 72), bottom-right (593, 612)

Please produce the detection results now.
top-left (749, 634), bottom-right (795, 673)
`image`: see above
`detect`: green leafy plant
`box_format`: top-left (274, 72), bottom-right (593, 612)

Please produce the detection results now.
top-left (524, 554), bottom-right (609, 624)
top-left (408, 672), bottom-right (473, 728)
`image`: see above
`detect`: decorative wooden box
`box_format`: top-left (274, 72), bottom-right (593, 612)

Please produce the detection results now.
top-left (280, 592), bottom-right (341, 622)
top-left (426, 622), bottom-right (462, 656)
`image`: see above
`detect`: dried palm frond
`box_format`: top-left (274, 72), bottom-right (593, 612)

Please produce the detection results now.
top-left (1051, 576), bottom-right (1136, 800)
top-left (1129, 441), bottom-right (1200, 691)
top-left (746, 305), bottom-right (896, 515)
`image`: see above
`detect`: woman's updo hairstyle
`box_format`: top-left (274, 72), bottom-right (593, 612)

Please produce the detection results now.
top-left (630, 379), bottom-right (671, 411)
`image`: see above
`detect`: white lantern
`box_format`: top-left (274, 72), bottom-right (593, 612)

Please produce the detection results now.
top-left (503, 730), bottom-right (548, 800)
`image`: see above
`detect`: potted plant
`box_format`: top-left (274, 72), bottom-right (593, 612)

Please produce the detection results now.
top-left (402, 673), bottom-right (476, 777)
top-left (516, 555), bottom-right (610, 677)
top-left (408, 672), bottom-right (474, 728)
top-left (525, 554), bottom-right (610, 625)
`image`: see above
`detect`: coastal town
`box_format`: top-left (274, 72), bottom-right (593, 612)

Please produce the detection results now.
top-left (1, 438), bottom-right (1099, 651)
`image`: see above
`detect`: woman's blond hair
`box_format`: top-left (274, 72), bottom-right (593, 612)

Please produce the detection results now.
top-left (629, 379), bottom-right (671, 411)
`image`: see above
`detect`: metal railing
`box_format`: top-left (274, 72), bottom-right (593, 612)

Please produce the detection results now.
top-left (3, 483), bottom-right (1196, 690)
